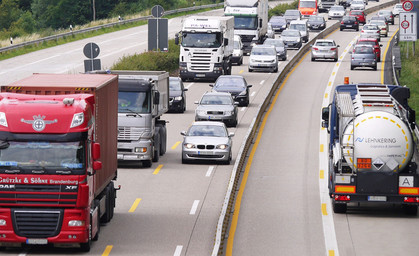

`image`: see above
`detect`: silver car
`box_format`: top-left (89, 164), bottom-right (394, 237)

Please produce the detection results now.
top-left (280, 29), bottom-right (303, 49)
top-left (195, 92), bottom-right (238, 127)
top-left (181, 121), bottom-right (234, 164)
top-left (360, 24), bottom-right (380, 41)
top-left (248, 45), bottom-right (278, 73)
top-left (311, 39), bottom-right (340, 62)
top-left (328, 5), bottom-right (346, 20)
top-left (350, 45), bottom-right (377, 70)
top-left (263, 38), bottom-right (287, 61)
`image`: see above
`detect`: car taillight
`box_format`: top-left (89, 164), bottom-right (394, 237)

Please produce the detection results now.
top-left (313, 47), bottom-right (319, 51)
top-left (382, 28), bottom-right (386, 30)
top-left (361, 30), bottom-right (364, 32)
top-left (355, 21), bottom-right (358, 24)
top-left (341, 21), bottom-right (344, 24)
top-left (330, 48), bottom-right (337, 51)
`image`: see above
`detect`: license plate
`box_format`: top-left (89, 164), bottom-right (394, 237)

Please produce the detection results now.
top-left (368, 196), bottom-right (387, 201)
top-left (346, 25), bottom-right (353, 27)
top-left (361, 63), bottom-right (369, 65)
top-left (196, 74), bottom-right (205, 77)
top-left (27, 238), bottom-right (48, 245)
top-left (198, 151), bottom-right (213, 155)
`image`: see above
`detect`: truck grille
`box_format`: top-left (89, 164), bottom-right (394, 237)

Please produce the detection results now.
top-left (12, 209), bottom-right (63, 238)
top-left (240, 35), bottom-right (255, 43)
top-left (0, 184), bottom-right (78, 206)
top-left (118, 127), bottom-right (142, 141)
top-left (190, 52), bottom-right (212, 72)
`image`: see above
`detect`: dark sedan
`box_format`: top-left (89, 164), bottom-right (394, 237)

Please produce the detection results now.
top-left (169, 77), bottom-right (188, 113)
top-left (307, 15), bottom-right (326, 31)
top-left (340, 15), bottom-right (359, 31)
top-left (269, 16), bottom-right (288, 33)
top-left (210, 75), bottom-right (252, 107)
top-left (350, 45), bottom-right (377, 70)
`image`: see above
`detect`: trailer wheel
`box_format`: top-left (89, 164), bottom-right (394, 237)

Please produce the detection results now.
top-left (332, 201), bottom-right (347, 213)
top-left (152, 134), bottom-right (160, 162)
top-left (101, 183), bottom-right (115, 223)
top-left (403, 205), bottom-right (418, 215)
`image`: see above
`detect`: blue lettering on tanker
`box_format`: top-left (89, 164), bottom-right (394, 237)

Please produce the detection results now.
top-left (355, 137), bottom-right (397, 143)
top-left (0, 161), bottom-right (18, 166)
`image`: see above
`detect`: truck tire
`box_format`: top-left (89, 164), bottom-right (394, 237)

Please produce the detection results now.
top-left (332, 201), bottom-right (347, 213)
top-left (80, 225), bottom-right (92, 252)
top-left (152, 134), bottom-right (160, 162)
top-left (403, 205), bottom-right (418, 215)
top-left (101, 183), bottom-right (115, 223)
top-left (142, 160), bottom-right (152, 167)
top-left (156, 122), bottom-right (167, 156)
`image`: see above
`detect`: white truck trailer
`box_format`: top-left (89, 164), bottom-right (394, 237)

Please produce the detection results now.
top-left (175, 16), bottom-right (234, 82)
top-left (224, 0), bottom-right (269, 54)
top-left (322, 83), bottom-right (419, 215)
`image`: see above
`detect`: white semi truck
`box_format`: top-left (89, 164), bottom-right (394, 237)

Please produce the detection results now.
top-left (224, 0), bottom-right (268, 54)
top-left (175, 16), bottom-right (234, 82)
top-left (322, 83), bottom-right (419, 214)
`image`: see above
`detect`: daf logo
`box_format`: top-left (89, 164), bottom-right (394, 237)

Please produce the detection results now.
top-left (0, 184), bottom-right (15, 189)
top-left (65, 186), bottom-right (78, 190)
top-left (21, 115), bottom-right (57, 132)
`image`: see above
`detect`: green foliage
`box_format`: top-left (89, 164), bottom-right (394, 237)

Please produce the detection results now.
top-left (399, 41), bottom-right (419, 121)
top-left (268, 0), bottom-right (298, 19)
top-left (111, 40), bottom-right (180, 74)
top-left (0, 0), bottom-right (23, 31)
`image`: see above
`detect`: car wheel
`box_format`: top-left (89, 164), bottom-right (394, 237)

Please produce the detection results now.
top-left (248, 68), bottom-right (253, 72)
top-left (311, 57), bottom-right (315, 61)
top-left (373, 65), bottom-right (377, 71)
top-left (274, 66), bottom-right (278, 73)
top-left (334, 58), bottom-right (338, 62)
top-left (350, 65), bottom-right (354, 70)
top-left (356, 27), bottom-right (359, 31)
top-left (232, 119), bottom-right (238, 127)
top-left (377, 57), bottom-right (381, 62)
top-left (223, 151), bottom-right (232, 165)
top-left (340, 28), bottom-right (343, 31)
top-left (182, 156), bottom-right (189, 164)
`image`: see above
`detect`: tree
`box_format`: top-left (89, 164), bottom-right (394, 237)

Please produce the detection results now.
top-left (0, 0), bottom-right (23, 30)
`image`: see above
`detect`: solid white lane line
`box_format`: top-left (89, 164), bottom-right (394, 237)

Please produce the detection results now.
top-left (174, 245), bottom-right (183, 256)
top-left (189, 200), bottom-right (200, 215)
top-left (259, 80), bottom-right (265, 85)
top-left (250, 92), bottom-right (256, 97)
top-left (206, 166), bottom-right (214, 177)
top-left (318, 35), bottom-right (358, 256)
top-left (186, 82), bottom-right (195, 89)
top-left (241, 107), bottom-right (247, 112)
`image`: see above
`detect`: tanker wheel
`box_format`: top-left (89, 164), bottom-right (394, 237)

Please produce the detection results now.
top-left (332, 201), bottom-right (347, 213)
top-left (403, 205), bottom-right (418, 215)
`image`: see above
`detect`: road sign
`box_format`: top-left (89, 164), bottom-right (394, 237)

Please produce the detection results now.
top-left (83, 42), bottom-right (100, 59)
top-left (400, 12), bottom-right (418, 41)
top-left (403, 0), bottom-right (414, 11)
top-left (151, 5), bottom-right (164, 18)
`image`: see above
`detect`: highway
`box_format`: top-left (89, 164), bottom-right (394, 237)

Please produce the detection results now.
top-left (0, 0), bottom-right (408, 255)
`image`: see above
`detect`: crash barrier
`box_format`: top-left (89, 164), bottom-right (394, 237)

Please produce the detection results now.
top-left (211, 0), bottom-right (399, 255)
top-left (0, 3), bottom-right (223, 55)
top-left (392, 31), bottom-right (402, 85)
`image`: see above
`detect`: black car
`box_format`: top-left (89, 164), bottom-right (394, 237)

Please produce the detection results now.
top-left (307, 15), bottom-right (326, 31)
top-left (210, 75), bottom-right (252, 107)
top-left (269, 16), bottom-right (287, 33)
top-left (169, 77), bottom-right (188, 113)
top-left (340, 15), bottom-right (359, 31)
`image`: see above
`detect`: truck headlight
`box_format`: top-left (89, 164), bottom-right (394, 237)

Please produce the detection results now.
top-left (175, 96), bottom-right (183, 101)
top-left (179, 62), bottom-right (187, 71)
top-left (68, 220), bottom-right (85, 227)
top-left (70, 113), bottom-right (84, 128)
top-left (184, 143), bottom-right (195, 149)
top-left (135, 147), bottom-right (147, 153)
top-left (216, 144), bottom-right (228, 150)
top-left (0, 112), bottom-right (7, 127)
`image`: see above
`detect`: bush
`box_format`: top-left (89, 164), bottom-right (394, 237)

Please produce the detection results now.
top-left (111, 39), bottom-right (180, 74)
top-left (268, 0), bottom-right (298, 19)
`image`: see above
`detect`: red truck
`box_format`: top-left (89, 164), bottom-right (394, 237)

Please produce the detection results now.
top-left (0, 73), bottom-right (118, 251)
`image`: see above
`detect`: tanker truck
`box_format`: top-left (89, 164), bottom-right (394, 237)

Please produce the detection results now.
top-left (0, 74), bottom-right (119, 251)
top-left (322, 83), bottom-right (419, 214)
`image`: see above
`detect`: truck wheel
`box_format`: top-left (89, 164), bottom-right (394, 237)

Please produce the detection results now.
top-left (80, 224), bottom-right (92, 252)
top-left (403, 205), bottom-right (418, 215)
top-left (101, 183), bottom-right (114, 223)
top-left (152, 135), bottom-right (160, 162)
top-left (332, 201), bottom-right (347, 213)
top-left (159, 125), bottom-right (167, 155)
top-left (142, 160), bottom-right (152, 168)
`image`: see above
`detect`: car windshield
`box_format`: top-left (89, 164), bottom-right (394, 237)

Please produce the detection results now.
top-left (169, 79), bottom-right (182, 91)
top-left (264, 39), bottom-right (285, 47)
top-left (118, 91), bottom-right (151, 113)
top-left (234, 40), bottom-right (241, 49)
top-left (351, 11), bottom-right (363, 15)
top-left (357, 41), bottom-right (375, 47)
top-left (251, 47), bottom-right (276, 55)
top-left (300, 1), bottom-right (316, 8)
top-left (200, 95), bottom-right (233, 105)
top-left (290, 24), bottom-right (306, 31)
top-left (370, 20), bottom-right (385, 26)
top-left (282, 30), bottom-right (300, 37)
top-left (233, 16), bottom-right (258, 30)
top-left (315, 41), bottom-right (335, 46)
top-left (363, 25), bottom-right (378, 30)
top-left (354, 47), bottom-right (374, 54)
top-left (0, 141), bottom-right (85, 171)
top-left (215, 77), bottom-right (246, 89)
top-left (330, 6), bottom-right (343, 11)
top-left (181, 32), bottom-right (222, 48)
top-left (309, 16), bottom-right (324, 22)
top-left (188, 125), bottom-right (227, 137)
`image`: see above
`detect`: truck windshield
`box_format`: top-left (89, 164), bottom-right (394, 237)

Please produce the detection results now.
top-left (181, 32), bottom-right (222, 48)
top-left (0, 141), bottom-right (85, 171)
top-left (233, 17), bottom-right (258, 30)
top-left (300, 1), bottom-right (316, 7)
top-left (118, 91), bottom-right (151, 113)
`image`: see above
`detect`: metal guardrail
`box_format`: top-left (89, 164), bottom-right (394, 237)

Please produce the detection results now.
top-left (0, 3), bottom-right (223, 54)
top-left (211, 0), bottom-right (399, 255)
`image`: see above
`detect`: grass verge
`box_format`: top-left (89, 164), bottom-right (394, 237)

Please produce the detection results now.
top-left (399, 41), bottom-right (419, 120)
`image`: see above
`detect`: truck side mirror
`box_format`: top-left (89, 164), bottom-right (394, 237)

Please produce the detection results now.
top-left (154, 91), bottom-right (160, 105)
top-left (92, 142), bottom-right (100, 160)
top-left (93, 161), bottom-right (102, 171)
top-left (259, 18), bottom-right (262, 28)
top-left (408, 108), bottom-right (416, 128)
top-left (322, 107), bottom-right (329, 121)
top-left (224, 38), bottom-right (229, 46)
top-left (175, 33), bottom-right (179, 45)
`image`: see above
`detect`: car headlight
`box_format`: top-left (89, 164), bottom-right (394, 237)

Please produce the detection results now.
top-left (175, 96), bottom-right (183, 101)
top-left (196, 110), bottom-right (206, 115)
top-left (184, 143), bottom-right (195, 149)
top-left (239, 90), bottom-right (246, 96)
top-left (297, 38), bottom-right (301, 42)
top-left (216, 144), bottom-right (229, 150)
top-left (282, 25), bottom-right (286, 28)
top-left (224, 111), bottom-right (232, 115)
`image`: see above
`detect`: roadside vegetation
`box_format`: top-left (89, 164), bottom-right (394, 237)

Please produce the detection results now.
top-left (399, 41), bottom-right (419, 120)
top-left (268, 0), bottom-right (298, 19)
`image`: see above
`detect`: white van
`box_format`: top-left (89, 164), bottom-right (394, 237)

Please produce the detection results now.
top-left (289, 19), bottom-right (309, 43)
top-left (232, 35), bottom-right (243, 65)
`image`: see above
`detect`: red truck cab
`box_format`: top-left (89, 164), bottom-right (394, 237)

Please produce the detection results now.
top-left (0, 74), bottom-right (118, 251)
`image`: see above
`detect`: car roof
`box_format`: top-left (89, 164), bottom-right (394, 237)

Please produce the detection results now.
top-left (290, 19), bottom-right (307, 24)
top-left (252, 44), bottom-right (275, 49)
top-left (169, 77), bottom-right (181, 81)
top-left (315, 39), bottom-right (335, 43)
top-left (191, 121), bottom-right (226, 127)
top-left (217, 75), bottom-right (244, 80)
top-left (357, 38), bottom-right (378, 42)
top-left (203, 91), bottom-right (233, 96)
